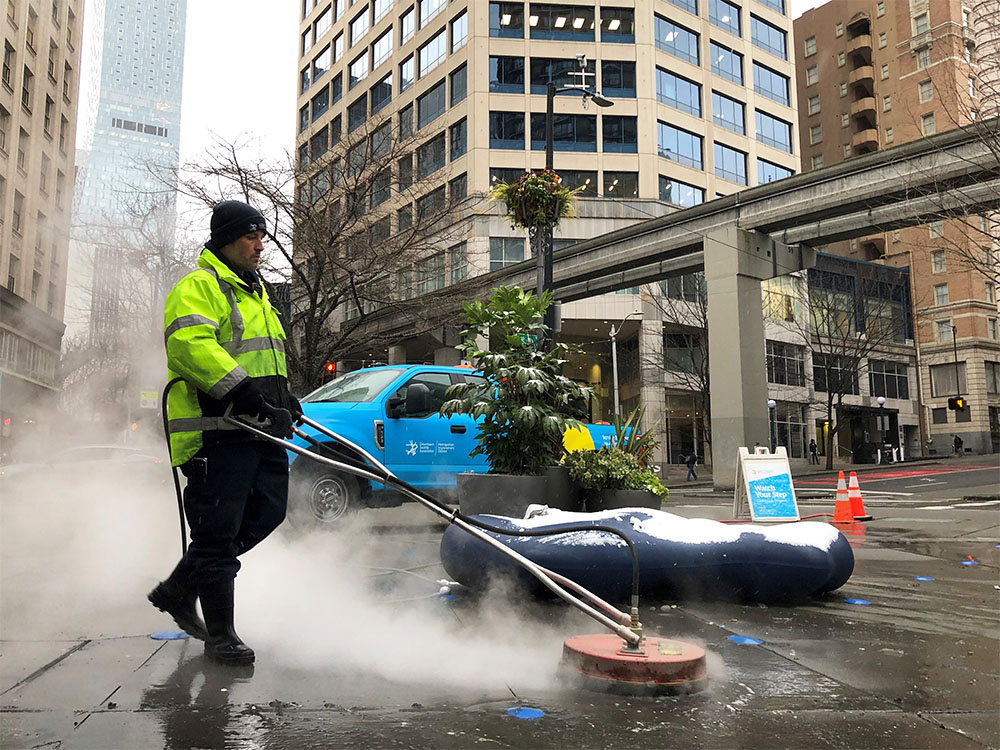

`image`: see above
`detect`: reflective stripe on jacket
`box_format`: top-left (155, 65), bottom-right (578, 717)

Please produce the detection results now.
top-left (164, 248), bottom-right (288, 466)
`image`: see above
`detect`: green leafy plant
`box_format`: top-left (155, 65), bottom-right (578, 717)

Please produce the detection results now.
top-left (440, 286), bottom-right (593, 476)
top-left (489, 170), bottom-right (581, 231)
top-left (564, 445), bottom-right (669, 500)
top-left (611, 406), bottom-right (661, 469)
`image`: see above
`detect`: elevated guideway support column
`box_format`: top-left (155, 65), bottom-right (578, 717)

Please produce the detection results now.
top-left (705, 227), bottom-right (816, 490)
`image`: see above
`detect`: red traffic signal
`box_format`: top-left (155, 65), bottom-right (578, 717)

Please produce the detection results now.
top-left (324, 362), bottom-right (336, 373)
top-left (947, 396), bottom-right (967, 410)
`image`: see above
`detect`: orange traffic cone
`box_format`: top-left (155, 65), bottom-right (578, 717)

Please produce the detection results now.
top-left (848, 471), bottom-right (872, 521)
top-left (832, 471), bottom-right (853, 523)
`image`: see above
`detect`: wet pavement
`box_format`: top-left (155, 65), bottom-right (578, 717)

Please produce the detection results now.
top-left (1, 470), bottom-right (998, 749)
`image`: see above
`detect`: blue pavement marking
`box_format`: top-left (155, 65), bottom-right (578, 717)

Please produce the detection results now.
top-left (506, 707), bottom-right (545, 719)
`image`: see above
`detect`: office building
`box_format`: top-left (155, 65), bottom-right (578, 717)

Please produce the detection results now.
top-left (794, 0), bottom-right (998, 454)
top-left (0, 0), bottom-right (84, 458)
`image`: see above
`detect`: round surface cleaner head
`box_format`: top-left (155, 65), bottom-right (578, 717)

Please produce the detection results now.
top-left (560, 634), bottom-right (708, 695)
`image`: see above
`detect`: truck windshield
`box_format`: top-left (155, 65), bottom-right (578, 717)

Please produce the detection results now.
top-left (303, 369), bottom-right (405, 403)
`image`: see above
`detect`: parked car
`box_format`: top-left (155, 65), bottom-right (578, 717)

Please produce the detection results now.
top-left (287, 365), bottom-right (614, 530)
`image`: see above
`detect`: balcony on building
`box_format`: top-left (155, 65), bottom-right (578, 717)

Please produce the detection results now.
top-left (848, 33), bottom-right (872, 55)
top-left (848, 65), bottom-right (875, 85)
top-left (846, 13), bottom-right (871, 38)
top-left (850, 96), bottom-right (876, 118)
top-left (852, 127), bottom-right (878, 152)
top-left (860, 237), bottom-right (885, 261)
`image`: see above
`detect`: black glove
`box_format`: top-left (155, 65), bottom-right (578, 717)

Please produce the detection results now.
top-left (287, 392), bottom-right (303, 422)
top-left (228, 380), bottom-right (266, 418)
top-left (259, 400), bottom-right (294, 439)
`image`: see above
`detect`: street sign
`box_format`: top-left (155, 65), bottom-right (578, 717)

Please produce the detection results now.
top-left (139, 390), bottom-right (158, 410)
top-left (733, 446), bottom-right (800, 522)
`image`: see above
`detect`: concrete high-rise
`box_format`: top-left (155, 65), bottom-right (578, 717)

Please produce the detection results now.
top-left (66, 0), bottom-right (186, 346)
top-left (296, 0), bottom-right (803, 465)
top-left (0, 0), bottom-right (84, 458)
top-left (794, 0), bottom-right (998, 455)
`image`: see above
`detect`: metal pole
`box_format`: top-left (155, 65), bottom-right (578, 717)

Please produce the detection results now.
top-left (611, 324), bottom-right (620, 418)
top-left (538, 82), bottom-right (557, 345)
top-left (952, 325), bottom-right (960, 395)
top-left (545, 82), bottom-right (555, 171)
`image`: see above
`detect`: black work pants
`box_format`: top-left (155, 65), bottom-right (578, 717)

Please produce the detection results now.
top-left (178, 440), bottom-right (288, 586)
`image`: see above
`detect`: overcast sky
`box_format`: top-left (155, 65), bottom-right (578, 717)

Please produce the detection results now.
top-left (175, 0), bottom-right (823, 231)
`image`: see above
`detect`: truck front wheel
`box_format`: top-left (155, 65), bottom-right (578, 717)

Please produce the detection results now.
top-left (288, 461), bottom-right (360, 531)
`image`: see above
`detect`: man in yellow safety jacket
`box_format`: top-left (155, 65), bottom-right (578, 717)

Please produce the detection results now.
top-left (149, 200), bottom-right (299, 666)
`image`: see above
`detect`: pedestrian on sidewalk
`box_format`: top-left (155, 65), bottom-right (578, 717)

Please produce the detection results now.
top-left (808, 439), bottom-right (820, 464)
top-left (685, 451), bottom-right (698, 481)
top-left (953, 434), bottom-right (963, 456)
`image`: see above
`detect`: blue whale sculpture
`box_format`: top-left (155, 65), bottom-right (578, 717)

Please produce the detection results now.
top-left (440, 508), bottom-right (855, 604)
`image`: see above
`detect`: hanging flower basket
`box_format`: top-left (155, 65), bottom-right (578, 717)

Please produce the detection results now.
top-left (489, 170), bottom-right (581, 232)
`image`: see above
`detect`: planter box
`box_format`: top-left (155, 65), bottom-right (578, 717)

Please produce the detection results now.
top-left (583, 488), bottom-right (662, 513)
top-left (458, 467), bottom-right (582, 518)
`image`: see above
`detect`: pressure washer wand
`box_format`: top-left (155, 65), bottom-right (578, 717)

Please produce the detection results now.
top-left (224, 414), bottom-right (641, 646)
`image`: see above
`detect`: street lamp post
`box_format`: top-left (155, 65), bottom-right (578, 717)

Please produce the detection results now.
top-left (767, 399), bottom-right (777, 452)
top-left (536, 56), bottom-right (613, 344)
top-left (876, 395), bottom-right (887, 463)
top-left (610, 311), bottom-right (642, 418)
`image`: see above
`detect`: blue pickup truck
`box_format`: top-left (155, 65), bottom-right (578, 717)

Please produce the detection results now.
top-left (287, 364), bottom-right (614, 530)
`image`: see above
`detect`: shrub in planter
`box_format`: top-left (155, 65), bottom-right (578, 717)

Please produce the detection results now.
top-left (441, 286), bottom-right (592, 477)
top-left (564, 444), bottom-right (668, 512)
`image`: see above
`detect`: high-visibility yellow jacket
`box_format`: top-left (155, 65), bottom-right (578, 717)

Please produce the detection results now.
top-left (163, 248), bottom-right (289, 466)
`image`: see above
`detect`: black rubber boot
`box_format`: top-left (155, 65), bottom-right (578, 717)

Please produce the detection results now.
top-left (148, 560), bottom-right (208, 641)
top-left (199, 579), bottom-right (255, 666)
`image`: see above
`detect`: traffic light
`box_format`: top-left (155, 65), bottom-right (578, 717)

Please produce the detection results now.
top-left (324, 362), bottom-right (336, 374)
top-left (947, 396), bottom-right (967, 410)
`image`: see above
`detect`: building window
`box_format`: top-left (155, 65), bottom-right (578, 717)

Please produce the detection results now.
top-left (931, 250), bottom-right (946, 271)
top-left (350, 9), bottom-right (369, 47)
top-left (753, 62), bottom-right (789, 105)
top-left (21, 65), bottom-right (33, 111)
top-left (839, 82), bottom-right (847, 97)
top-left (916, 47), bottom-right (930, 69)
top-left (529, 4), bottom-right (596, 42)
top-left (878, 31), bottom-right (886, 47)
top-left (416, 185), bottom-right (445, 219)
top-left (489, 55), bottom-right (524, 92)
top-left (450, 63), bottom-right (467, 105)
top-left (666, 0), bottom-right (697, 13)
top-left (837, 51), bottom-right (845, 67)
top-left (602, 115), bottom-right (638, 153)
top-left (400, 55), bottom-right (414, 92)
top-left (985, 282), bottom-right (996, 304)
top-left (766, 340), bottom-right (805, 386)
top-left (334, 32), bottom-right (344, 62)
top-left (877, 1), bottom-right (885, 16)
top-left (601, 60), bottom-right (636, 97)
top-left (882, 95), bottom-right (891, 111)
top-left (758, 159), bottom-right (792, 184)
top-left (489, 111), bottom-right (524, 149)
top-left (936, 321), bottom-right (953, 342)
top-left (313, 44), bottom-right (331, 83)
top-left (840, 112), bottom-right (849, 127)
top-left (986, 362), bottom-right (1000, 395)
top-left (372, 29), bottom-right (392, 69)
top-left (934, 283), bottom-right (949, 305)
top-left (805, 65), bottom-right (818, 86)
top-left (929, 361), bottom-right (966, 396)
top-left (602, 170), bottom-right (638, 198)
top-left (416, 132), bottom-right (446, 178)
top-left (869, 360), bottom-right (909, 400)
top-left (756, 110), bottom-right (792, 152)
top-left (803, 35), bottom-right (816, 56)
top-left (929, 220), bottom-right (943, 237)
top-left (922, 112), bottom-right (936, 135)
top-left (712, 91), bottom-right (745, 134)
top-left (885, 127), bottom-right (893, 143)
top-left (369, 169), bottom-right (390, 208)
top-left (417, 80), bottom-right (446, 129)
top-left (309, 126), bottom-right (328, 162)
top-left (349, 52), bottom-right (369, 89)
top-left (373, 0), bottom-right (392, 23)
top-left (879, 63), bottom-right (889, 80)
top-left (529, 113), bottom-right (598, 152)
top-left (813, 354), bottom-right (859, 394)
top-left (710, 42), bottom-right (743, 85)
top-left (654, 16), bottom-right (700, 65)
top-left (914, 12), bottom-right (929, 34)
top-left (811, 154), bottom-right (824, 169)
top-left (529, 56), bottom-right (595, 94)
top-left (807, 95), bottom-right (820, 115)
top-left (489, 2), bottom-right (524, 38)
top-left (751, 14), bottom-right (787, 59)
top-left (370, 73), bottom-right (392, 112)
top-left (449, 242), bottom-right (467, 284)
top-left (657, 122), bottom-right (703, 170)
top-left (419, 0), bottom-right (445, 28)
top-left (398, 154), bottom-right (413, 189)
top-left (601, 6), bottom-right (635, 43)
top-left (450, 10), bottom-right (467, 51)
top-left (989, 319), bottom-right (998, 340)
top-left (835, 21), bottom-right (843, 36)
top-left (714, 142), bottom-right (748, 184)
top-left (450, 118), bottom-right (466, 160)
top-left (557, 170), bottom-right (598, 195)
top-left (658, 176), bottom-right (705, 207)
top-left (348, 95), bottom-right (367, 131)
top-left (656, 68), bottom-right (702, 117)
top-left (418, 29), bottom-right (446, 77)
top-left (709, 0), bottom-right (741, 37)
top-left (311, 85), bottom-right (330, 120)
top-left (490, 237), bottom-right (524, 270)
top-left (401, 6), bottom-right (415, 43)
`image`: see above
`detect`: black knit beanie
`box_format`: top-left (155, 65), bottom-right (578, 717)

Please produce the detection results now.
top-left (209, 200), bottom-right (266, 249)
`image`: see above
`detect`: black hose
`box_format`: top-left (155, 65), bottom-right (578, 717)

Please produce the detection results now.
top-left (160, 377), bottom-right (187, 556)
top-left (294, 430), bottom-right (641, 602)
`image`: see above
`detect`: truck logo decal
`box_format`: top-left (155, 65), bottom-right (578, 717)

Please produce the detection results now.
top-left (406, 440), bottom-right (418, 456)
